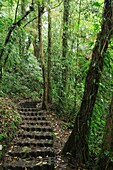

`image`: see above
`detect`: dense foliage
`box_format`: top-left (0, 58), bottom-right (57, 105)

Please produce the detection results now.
top-left (0, 0), bottom-right (113, 169)
top-left (0, 97), bottom-right (21, 159)
top-left (1, 54), bottom-right (42, 100)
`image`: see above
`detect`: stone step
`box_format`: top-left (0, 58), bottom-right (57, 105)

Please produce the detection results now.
top-left (3, 156), bottom-right (54, 170)
top-left (17, 131), bottom-right (53, 140)
top-left (19, 108), bottom-right (38, 112)
top-left (19, 110), bottom-right (45, 114)
top-left (21, 115), bottom-right (47, 121)
top-left (2, 101), bottom-right (54, 170)
top-left (19, 101), bottom-right (38, 108)
top-left (12, 138), bottom-right (53, 147)
top-left (20, 121), bottom-right (50, 126)
top-left (19, 111), bottom-right (44, 116)
top-left (20, 125), bottom-right (52, 132)
top-left (7, 146), bottom-right (54, 158)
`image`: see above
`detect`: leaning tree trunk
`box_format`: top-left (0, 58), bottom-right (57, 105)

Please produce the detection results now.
top-left (97, 93), bottom-right (113, 170)
top-left (62, 0), bottom-right (113, 167)
top-left (0, 3), bottom-right (34, 83)
top-left (38, 2), bottom-right (48, 110)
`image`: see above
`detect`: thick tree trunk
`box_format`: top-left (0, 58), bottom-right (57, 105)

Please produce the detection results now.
top-left (62, 0), bottom-right (113, 167)
top-left (47, 0), bottom-right (52, 103)
top-left (38, 3), bottom-right (47, 110)
top-left (97, 93), bottom-right (113, 170)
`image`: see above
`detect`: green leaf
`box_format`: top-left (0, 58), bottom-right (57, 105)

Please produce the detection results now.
top-left (0, 134), bottom-right (3, 141)
top-left (37, 0), bottom-right (42, 3)
top-left (93, 2), bottom-right (101, 7)
top-left (104, 150), bottom-right (110, 156)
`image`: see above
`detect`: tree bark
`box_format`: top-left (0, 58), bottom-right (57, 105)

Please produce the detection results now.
top-left (47, 0), bottom-right (52, 103)
top-left (62, 0), bottom-right (69, 90)
top-left (60, 0), bottom-right (70, 110)
top-left (20, 0), bottom-right (26, 56)
top-left (74, 0), bottom-right (82, 111)
top-left (38, 2), bottom-right (47, 110)
top-left (62, 0), bottom-right (113, 167)
top-left (33, 36), bottom-right (39, 59)
top-left (97, 93), bottom-right (113, 170)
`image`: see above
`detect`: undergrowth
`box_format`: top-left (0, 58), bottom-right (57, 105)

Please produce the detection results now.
top-left (0, 97), bottom-right (21, 158)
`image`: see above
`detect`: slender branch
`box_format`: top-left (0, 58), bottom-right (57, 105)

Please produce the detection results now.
top-left (0, 5), bottom-right (34, 61)
top-left (50, 0), bottom-right (63, 10)
top-left (14, 0), bottom-right (20, 23)
top-left (23, 16), bottom-right (37, 28)
top-left (4, 47), bottom-right (11, 67)
top-left (32, 0), bottom-right (34, 5)
top-left (23, 1), bottom-right (63, 28)
top-left (35, 0), bottom-right (63, 12)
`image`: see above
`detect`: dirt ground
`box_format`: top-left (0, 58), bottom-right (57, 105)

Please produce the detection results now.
top-left (48, 111), bottom-right (78, 170)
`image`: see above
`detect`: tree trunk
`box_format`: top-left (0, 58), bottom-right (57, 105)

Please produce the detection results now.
top-left (60, 0), bottom-right (70, 110)
top-left (74, 0), bottom-right (81, 111)
top-left (38, 2), bottom-right (47, 110)
top-left (20, 0), bottom-right (25, 56)
top-left (0, 61), bottom-right (2, 83)
top-left (97, 93), bottom-right (113, 170)
top-left (62, 0), bottom-right (69, 91)
top-left (33, 36), bottom-right (39, 59)
top-left (47, 0), bottom-right (52, 103)
top-left (0, 4), bottom-right (34, 83)
top-left (62, 0), bottom-right (113, 167)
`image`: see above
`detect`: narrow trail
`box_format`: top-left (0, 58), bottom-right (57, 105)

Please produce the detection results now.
top-left (2, 101), bottom-right (54, 170)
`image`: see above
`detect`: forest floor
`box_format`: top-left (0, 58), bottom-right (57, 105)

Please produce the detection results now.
top-left (48, 110), bottom-right (77, 170)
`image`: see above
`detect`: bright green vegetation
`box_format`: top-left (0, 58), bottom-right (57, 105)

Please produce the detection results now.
top-left (0, 97), bottom-right (21, 159)
top-left (1, 55), bottom-right (42, 100)
top-left (0, 97), bottom-right (21, 141)
top-left (0, 0), bottom-right (113, 169)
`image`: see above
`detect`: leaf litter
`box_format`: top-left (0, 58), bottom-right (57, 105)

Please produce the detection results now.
top-left (47, 111), bottom-right (74, 169)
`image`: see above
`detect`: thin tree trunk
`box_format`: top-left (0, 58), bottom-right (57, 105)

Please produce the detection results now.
top-left (62, 0), bottom-right (69, 91)
top-left (0, 61), bottom-right (2, 83)
top-left (60, 0), bottom-right (70, 110)
top-left (38, 2), bottom-right (47, 110)
top-left (62, 0), bottom-right (113, 167)
top-left (74, 0), bottom-right (82, 110)
top-left (20, 0), bottom-right (25, 56)
top-left (47, 0), bottom-right (52, 103)
top-left (33, 36), bottom-right (39, 59)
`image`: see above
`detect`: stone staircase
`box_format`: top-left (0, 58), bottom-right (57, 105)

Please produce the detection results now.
top-left (2, 101), bottom-right (54, 170)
